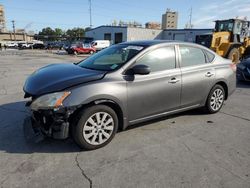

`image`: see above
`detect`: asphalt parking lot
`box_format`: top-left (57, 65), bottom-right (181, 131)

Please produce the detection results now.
top-left (0, 50), bottom-right (250, 188)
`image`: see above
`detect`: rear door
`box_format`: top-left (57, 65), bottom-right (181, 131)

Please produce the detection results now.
top-left (127, 45), bottom-right (182, 122)
top-left (178, 45), bottom-right (215, 107)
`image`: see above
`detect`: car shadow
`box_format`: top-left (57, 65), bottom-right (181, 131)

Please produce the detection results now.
top-left (0, 101), bottom-right (81, 154)
top-left (0, 101), bottom-right (208, 154)
top-left (124, 108), bottom-right (208, 131)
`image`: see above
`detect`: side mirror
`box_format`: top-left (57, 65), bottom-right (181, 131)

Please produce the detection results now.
top-left (130, 64), bottom-right (150, 75)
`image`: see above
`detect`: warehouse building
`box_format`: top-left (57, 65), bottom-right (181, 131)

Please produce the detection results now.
top-left (85, 26), bottom-right (162, 44)
top-left (86, 8), bottom-right (213, 45)
top-left (0, 32), bottom-right (34, 42)
top-left (162, 29), bottom-right (213, 43)
top-left (86, 26), bottom-right (212, 44)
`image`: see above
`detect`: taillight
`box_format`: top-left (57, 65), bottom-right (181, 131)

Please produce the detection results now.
top-left (230, 63), bottom-right (237, 72)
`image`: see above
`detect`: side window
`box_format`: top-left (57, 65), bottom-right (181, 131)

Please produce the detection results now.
top-left (179, 46), bottom-right (206, 67)
top-left (135, 47), bottom-right (176, 72)
top-left (205, 50), bottom-right (215, 63)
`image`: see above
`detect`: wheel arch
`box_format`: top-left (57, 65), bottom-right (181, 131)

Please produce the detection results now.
top-left (71, 98), bottom-right (126, 131)
top-left (214, 81), bottom-right (229, 100)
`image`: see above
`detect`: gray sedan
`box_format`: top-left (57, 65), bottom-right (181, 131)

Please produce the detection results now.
top-left (23, 40), bottom-right (236, 150)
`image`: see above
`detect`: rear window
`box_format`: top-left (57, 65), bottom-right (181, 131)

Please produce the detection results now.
top-left (204, 50), bottom-right (215, 63)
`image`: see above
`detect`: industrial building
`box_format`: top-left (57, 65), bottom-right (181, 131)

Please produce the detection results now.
top-left (145, 22), bottom-right (161, 30)
top-left (86, 9), bottom-right (212, 45)
top-left (85, 26), bottom-right (162, 44)
top-left (161, 10), bottom-right (178, 29)
top-left (0, 32), bottom-right (34, 42)
top-left (86, 26), bottom-right (212, 44)
top-left (0, 4), bottom-right (6, 32)
top-left (162, 29), bottom-right (213, 43)
top-left (0, 4), bottom-right (34, 42)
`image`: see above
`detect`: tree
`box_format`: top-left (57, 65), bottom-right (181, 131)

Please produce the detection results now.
top-left (66, 27), bottom-right (85, 41)
top-left (38, 27), bottom-right (56, 41)
top-left (54, 28), bottom-right (64, 37)
top-left (36, 27), bottom-right (85, 41)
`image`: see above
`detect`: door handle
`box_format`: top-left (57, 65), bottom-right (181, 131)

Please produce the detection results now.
top-left (168, 78), bottom-right (180, 84)
top-left (205, 72), bottom-right (214, 77)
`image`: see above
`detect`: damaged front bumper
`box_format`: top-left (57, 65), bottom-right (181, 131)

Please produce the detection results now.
top-left (23, 106), bottom-right (75, 142)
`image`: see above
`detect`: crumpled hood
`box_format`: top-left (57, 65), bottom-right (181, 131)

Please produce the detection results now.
top-left (24, 63), bottom-right (106, 97)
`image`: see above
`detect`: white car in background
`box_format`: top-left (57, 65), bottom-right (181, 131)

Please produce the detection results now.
top-left (6, 42), bottom-right (18, 48)
top-left (91, 40), bottom-right (110, 51)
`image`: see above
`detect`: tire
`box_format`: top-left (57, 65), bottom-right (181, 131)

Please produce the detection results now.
top-left (205, 85), bottom-right (225, 114)
top-left (228, 48), bottom-right (240, 64)
top-left (72, 105), bottom-right (118, 150)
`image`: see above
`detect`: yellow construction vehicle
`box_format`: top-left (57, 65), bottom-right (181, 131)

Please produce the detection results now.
top-left (211, 19), bottom-right (250, 63)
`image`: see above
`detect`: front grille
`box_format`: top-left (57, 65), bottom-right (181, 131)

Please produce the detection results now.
top-left (33, 111), bottom-right (54, 130)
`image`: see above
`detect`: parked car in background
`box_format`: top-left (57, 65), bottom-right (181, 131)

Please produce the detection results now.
top-left (67, 43), bottom-right (96, 55)
top-left (23, 40), bottom-right (236, 150)
top-left (32, 43), bottom-right (45, 49)
top-left (18, 42), bottom-right (34, 49)
top-left (237, 58), bottom-right (250, 81)
top-left (45, 42), bottom-right (63, 50)
top-left (6, 42), bottom-right (18, 48)
top-left (91, 40), bottom-right (110, 51)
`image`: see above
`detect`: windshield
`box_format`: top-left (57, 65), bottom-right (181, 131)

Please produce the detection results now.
top-left (78, 44), bottom-right (144, 71)
top-left (215, 21), bottom-right (234, 32)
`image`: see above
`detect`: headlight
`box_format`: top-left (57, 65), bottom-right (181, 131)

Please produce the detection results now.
top-left (31, 91), bottom-right (71, 110)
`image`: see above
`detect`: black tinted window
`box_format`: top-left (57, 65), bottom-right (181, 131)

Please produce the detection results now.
top-left (180, 46), bottom-right (206, 67)
top-left (136, 47), bottom-right (176, 72)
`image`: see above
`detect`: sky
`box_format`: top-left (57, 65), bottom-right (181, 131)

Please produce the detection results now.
top-left (0, 0), bottom-right (250, 33)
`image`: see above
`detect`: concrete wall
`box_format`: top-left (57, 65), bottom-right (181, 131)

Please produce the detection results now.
top-left (127, 28), bottom-right (162, 41)
top-left (85, 26), bottom-right (128, 43)
top-left (0, 32), bottom-right (34, 42)
top-left (162, 29), bottom-right (213, 42)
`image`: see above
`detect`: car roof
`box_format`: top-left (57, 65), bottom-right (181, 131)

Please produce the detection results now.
top-left (120, 40), bottom-right (174, 46)
top-left (120, 40), bottom-right (202, 47)
top-left (119, 40), bottom-right (218, 56)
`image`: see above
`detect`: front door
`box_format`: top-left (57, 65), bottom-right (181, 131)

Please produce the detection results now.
top-left (126, 46), bottom-right (182, 122)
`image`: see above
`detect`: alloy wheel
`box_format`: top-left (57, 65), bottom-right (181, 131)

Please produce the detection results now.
top-left (83, 112), bottom-right (114, 145)
top-left (210, 88), bottom-right (224, 111)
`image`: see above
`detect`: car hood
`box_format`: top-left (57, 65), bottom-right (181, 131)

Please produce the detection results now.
top-left (24, 63), bottom-right (106, 97)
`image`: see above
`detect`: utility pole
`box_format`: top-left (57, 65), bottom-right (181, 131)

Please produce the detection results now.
top-left (11, 20), bottom-right (16, 41)
top-left (189, 7), bottom-right (193, 29)
top-left (89, 0), bottom-right (93, 28)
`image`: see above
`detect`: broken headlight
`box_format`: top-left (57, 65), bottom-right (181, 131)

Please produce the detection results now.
top-left (31, 91), bottom-right (71, 111)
